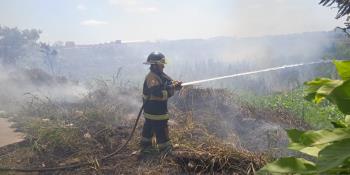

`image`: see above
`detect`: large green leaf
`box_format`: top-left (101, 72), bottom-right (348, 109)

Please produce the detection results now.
top-left (287, 129), bottom-right (321, 157)
top-left (316, 138), bottom-right (350, 172)
top-left (334, 60), bottom-right (350, 80)
top-left (331, 120), bottom-right (348, 128)
top-left (287, 129), bottom-right (306, 151)
top-left (328, 79), bottom-right (350, 114)
top-left (258, 157), bottom-right (317, 174)
top-left (304, 78), bottom-right (343, 103)
top-left (300, 128), bottom-right (350, 146)
top-left (346, 115), bottom-right (350, 125)
top-left (304, 77), bottom-right (349, 114)
top-left (332, 115), bottom-right (350, 128)
top-left (304, 78), bottom-right (333, 92)
top-left (317, 80), bottom-right (344, 96)
top-left (287, 129), bottom-right (305, 143)
top-left (293, 146), bottom-right (325, 157)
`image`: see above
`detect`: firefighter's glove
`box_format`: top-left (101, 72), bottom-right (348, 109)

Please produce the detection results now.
top-left (172, 80), bottom-right (183, 91)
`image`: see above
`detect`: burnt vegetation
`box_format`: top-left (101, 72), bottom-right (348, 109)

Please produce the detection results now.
top-left (0, 81), bottom-right (313, 174)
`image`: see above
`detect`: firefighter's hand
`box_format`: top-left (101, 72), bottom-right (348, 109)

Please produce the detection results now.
top-left (172, 80), bottom-right (182, 91)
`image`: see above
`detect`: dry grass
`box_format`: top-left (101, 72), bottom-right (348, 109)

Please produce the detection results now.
top-left (0, 83), bottom-right (310, 174)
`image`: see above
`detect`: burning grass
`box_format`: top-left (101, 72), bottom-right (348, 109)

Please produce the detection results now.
top-left (0, 84), bottom-right (310, 174)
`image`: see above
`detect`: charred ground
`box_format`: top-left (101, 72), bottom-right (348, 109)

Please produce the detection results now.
top-left (0, 83), bottom-right (310, 175)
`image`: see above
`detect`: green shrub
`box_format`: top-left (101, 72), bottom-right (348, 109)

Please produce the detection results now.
top-left (258, 60), bottom-right (350, 174)
top-left (241, 86), bottom-right (343, 129)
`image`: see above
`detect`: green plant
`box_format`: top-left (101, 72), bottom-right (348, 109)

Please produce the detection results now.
top-left (258, 60), bottom-right (350, 174)
top-left (239, 87), bottom-right (343, 129)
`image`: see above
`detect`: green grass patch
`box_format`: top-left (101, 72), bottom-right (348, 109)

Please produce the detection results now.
top-left (239, 87), bottom-right (343, 129)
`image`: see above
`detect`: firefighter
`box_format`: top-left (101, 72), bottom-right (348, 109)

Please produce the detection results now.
top-left (140, 51), bottom-right (182, 156)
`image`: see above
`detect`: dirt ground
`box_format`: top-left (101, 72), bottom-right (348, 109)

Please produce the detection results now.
top-left (0, 118), bottom-right (23, 147)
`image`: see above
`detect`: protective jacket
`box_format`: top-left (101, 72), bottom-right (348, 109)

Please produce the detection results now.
top-left (142, 70), bottom-right (175, 120)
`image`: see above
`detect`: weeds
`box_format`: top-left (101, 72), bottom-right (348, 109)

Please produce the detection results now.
top-left (240, 87), bottom-right (343, 129)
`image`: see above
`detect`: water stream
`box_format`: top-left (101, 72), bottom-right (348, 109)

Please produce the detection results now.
top-left (182, 60), bottom-right (331, 86)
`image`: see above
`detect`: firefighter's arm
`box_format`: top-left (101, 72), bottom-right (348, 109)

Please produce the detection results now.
top-left (166, 80), bottom-right (182, 97)
top-left (172, 80), bottom-right (183, 90)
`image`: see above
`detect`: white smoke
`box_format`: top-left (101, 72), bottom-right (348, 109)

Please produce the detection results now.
top-left (0, 67), bottom-right (89, 112)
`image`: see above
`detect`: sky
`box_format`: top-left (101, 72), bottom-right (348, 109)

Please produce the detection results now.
top-left (0, 0), bottom-right (345, 44)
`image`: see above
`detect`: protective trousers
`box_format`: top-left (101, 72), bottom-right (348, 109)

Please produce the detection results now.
top-left (140, 119), bottom-right (171, 152)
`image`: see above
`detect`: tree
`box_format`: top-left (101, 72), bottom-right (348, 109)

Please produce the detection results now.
top-left (0, 26), bottom-right (41, 67)
top-left (320, 0), bottom-right (350, 35)
top-left (320, 0), bottom-right (350, 19)
top-left (40, 43), bottom-right (58, 75)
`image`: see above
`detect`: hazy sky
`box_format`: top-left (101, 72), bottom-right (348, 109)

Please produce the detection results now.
top-left (0, 0), bottom-right (345, 44)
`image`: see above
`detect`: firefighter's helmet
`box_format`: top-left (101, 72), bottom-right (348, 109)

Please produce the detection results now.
top-left (143, 52), bottom-right (167, 65)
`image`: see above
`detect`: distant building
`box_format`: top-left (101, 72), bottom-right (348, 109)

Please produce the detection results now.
top-left (53, 41), bottom-right (64, 47)
top-left (65, 41), bottom-right (75, 47)
top-left (115, 40), bottom-right (122, 44)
